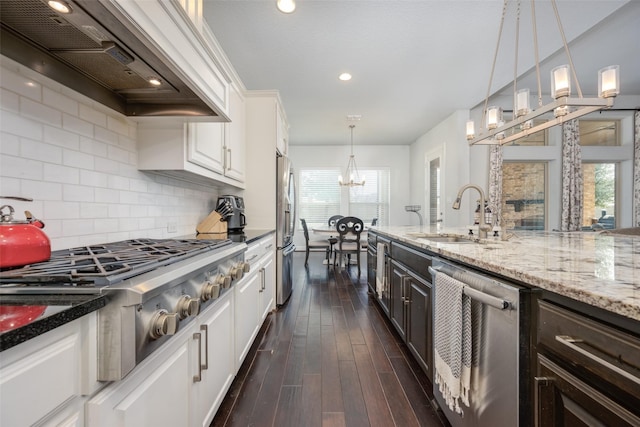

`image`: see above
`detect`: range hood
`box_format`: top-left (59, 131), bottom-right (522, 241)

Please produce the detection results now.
top-left (0, 0), bottom-right (225, 118)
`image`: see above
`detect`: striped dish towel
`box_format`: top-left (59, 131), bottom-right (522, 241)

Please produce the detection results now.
top-left (375, 243), bottom-right (385, 296)
top-left (433, 271), bottom-right (472, 415)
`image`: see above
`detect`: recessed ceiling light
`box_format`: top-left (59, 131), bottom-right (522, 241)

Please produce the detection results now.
top-left (148, 77), bottom-right (162, 86)
top-left (276, 0), bottom-right (296, 14)
top-left (339, 73), bottom-right (352, 81)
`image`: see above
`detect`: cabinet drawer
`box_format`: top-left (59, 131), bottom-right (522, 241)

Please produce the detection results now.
top-left (537, 300), bottom-right (640, 409)
top-left (390, 242), bottom-right (432, 281)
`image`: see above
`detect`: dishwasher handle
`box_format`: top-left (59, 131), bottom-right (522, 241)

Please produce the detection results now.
top-left (429, 266), bottom-right (511, 310)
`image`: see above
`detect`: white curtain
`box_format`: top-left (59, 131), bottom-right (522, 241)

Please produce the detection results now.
top-left (561, 119), bottom-right (583, 231)
top-left (488, 145), bottom-right (503, 227)
top-left (634, 110), bottom-right (640, 227)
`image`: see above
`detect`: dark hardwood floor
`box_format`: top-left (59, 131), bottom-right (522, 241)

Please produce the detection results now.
top-left (212, 251), bottom-right (447, 427)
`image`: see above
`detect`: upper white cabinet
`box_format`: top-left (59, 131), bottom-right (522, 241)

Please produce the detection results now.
top-left (138, 84), bottom-right (246, 188)
top-left (276, 101), bottom-right (289, 156)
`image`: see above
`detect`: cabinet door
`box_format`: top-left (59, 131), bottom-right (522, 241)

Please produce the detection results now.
top-left (406, 273), bottom-right (432, 380)
top-left (187, 122), bottom-right (225, 174)
top-left (389, 261), bottom-right (407, 340)
top-left (259, 252), bottom-right (275, 321)
top-left (87, 328), bottom-right (193, 427)
top-left (234, 271), bottom-right (261, 368)
top-left (193, 293), bottom-right (235, 427)
top-left (275, 101), bottom-right (288, 155)
top-left (535, 354), bottom-right (640, 426)
top-left (224, 86), bottom-right (245, 183)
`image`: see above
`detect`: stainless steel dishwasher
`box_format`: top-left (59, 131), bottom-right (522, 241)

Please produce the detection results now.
top-left (429, 258), bottom-right (533, 427)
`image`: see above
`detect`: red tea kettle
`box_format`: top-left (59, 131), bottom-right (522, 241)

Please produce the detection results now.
top-left (0, 197), bottom-right (51, 269)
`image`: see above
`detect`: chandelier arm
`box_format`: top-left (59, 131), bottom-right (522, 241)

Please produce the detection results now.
top-left (551, 0), bottom-right (583, 98)
top-left (482, 0), bottom-right (509, 129)
top-left (530, 0), bottom-right (543, 108)
top-left (513, 0), bottom-right (521, 102)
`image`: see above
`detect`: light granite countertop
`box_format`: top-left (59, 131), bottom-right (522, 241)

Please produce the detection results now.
top-left (371, 226), bottom-right (640, 322)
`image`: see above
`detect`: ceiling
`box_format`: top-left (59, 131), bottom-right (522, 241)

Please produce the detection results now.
top-left (202, 0), bottom-right (639, 147)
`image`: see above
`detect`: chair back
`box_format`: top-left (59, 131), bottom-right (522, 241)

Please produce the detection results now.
top-left (336, 216), bottom-right (364, 245)
top-left (371, 218), bottom-right (378, 226)
top-left (300, 218), bottom-right (310, 242)
top-left (328, 215), bottom-right (344, 227)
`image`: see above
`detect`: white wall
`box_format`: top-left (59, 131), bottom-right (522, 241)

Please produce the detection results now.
top-left (287, 144), bottom-right (410, 247)
top-left (0, 57), bottom-right (221, 250)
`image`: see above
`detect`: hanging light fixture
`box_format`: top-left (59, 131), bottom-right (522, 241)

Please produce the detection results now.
top-left (338, 125), bottom-right (365, 187)
top-left (466, 0), bottom-right (619, 146)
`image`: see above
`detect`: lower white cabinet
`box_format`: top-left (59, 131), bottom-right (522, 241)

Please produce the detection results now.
top-left (259, 253), bottom-right (275, 322)
top-left (0, 313), bottom-right (98, 427)
top-left (86, 291), bottom-right (236, 427)
top-left (234, 266), bottom-right (261, 368)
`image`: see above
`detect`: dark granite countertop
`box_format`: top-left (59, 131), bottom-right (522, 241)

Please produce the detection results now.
top-left (0, 294), bottom-right (107, 352)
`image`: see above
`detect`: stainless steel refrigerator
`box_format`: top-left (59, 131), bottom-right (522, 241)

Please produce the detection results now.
top-left (276, 155), bottom-right (296, 305)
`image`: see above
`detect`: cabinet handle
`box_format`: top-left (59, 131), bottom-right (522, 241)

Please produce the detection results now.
top-left (246, 253), bottom-right (259, 262)
top-left (227, 148), bottom-right (232, 171)
top-left (259, 267), bottom-right (265, 292)
top-left (193, 332), bottom-right (202, 383)
top-left (265, 243), bottom-right (274, 250)
top-left (534, 376), bottom-right (555, 427)
top-left (555, 335), bottom-right (640, 386)
top-left (200, 324), bottom-right (209, 370)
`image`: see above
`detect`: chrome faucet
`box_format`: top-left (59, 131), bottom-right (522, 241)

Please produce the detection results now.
top-left (452, 184), bottom-right (492, 238)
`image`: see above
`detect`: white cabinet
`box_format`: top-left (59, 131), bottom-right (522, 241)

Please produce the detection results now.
top-left (244, 91), bottom-right (289, 229)
top-left (0, 313), bottom-right (98, 427)
top-left (234, 234), bottom-right (276, 370)
top-left (87, 291), bottom-right (236, 427)
top-left (186, 122), bottom-right (226, 175)
top-left (192, 293), bottom-right (235, 427)
top-left (223, 85), bottom-right (246, 183)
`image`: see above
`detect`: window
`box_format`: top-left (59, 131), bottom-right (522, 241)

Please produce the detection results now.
top-left (348, 168), bottom-right (390, 225)
top-left (298, 167), bottom-right (390, 228)
top-left (502, 162), bottom-right (546, 230)
top-left (582, 163), bottom-right (617, 229)
top-left (579, 120), bottom-right (619, 146)
top-left (298, 169), bottom-right (341, 226)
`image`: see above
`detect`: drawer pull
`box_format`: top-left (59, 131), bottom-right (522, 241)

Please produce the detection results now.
top-left (555, 335), bottom-right (640, 386)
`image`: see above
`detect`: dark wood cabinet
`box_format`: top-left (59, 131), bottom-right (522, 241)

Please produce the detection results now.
top-left (535, 300), bottom-right (640, 426)
top-left (388, 243), bottom-right (433, 380)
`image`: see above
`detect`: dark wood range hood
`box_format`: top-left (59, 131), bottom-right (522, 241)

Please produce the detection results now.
top-left (0, 0), bottom-right (219, 118)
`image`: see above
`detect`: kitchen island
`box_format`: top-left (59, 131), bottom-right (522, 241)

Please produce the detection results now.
top-left (371, 225), bottom-right (639, 322)
top-left (369, 225), bottom-right (640, 426)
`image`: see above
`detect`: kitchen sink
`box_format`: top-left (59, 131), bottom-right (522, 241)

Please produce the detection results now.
top-left (404, 232), bottom-right (477, 243)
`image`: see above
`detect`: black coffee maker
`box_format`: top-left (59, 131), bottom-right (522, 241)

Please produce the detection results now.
top-left (216, 195), bottom-right (246, 232)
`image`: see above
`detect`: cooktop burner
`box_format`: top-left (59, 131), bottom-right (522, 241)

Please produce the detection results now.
top-left (0, 238), bottom-right (231, 286)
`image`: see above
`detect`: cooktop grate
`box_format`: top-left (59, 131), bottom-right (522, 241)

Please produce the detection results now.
top-left (0, 238), bottom-right (231, 286)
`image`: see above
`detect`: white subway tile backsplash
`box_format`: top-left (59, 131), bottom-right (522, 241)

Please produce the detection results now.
top-left (63, 149), bottom-right (94, 170)
top-left (95, 188), bottom-right (120, 203)
top-left (1, 60), bottom-right (220, 250)
top-left (21, 97), bottom-right (62, 127)
top-left (79, 103), bottom-right (107, 127)
top-left (44, 201), bottom-right (80, 219)
top-left (94, 156), bottom-right (121, 174)
top-left (0, 67), bottom-right (42, 101)
top-left (44, 163), bottom-right (79, 184)
top-left (63, 184), bottom-right (94, 202)
top-left (0, 154), bottom-right (44, 180)
top-left (80, 202), bottom-right (109, 219)
top-left (1, 110), bottom-right (43, 141)
top-left (20, 137), bottom-right (63, 164)
top-left (1, 88), bottom-right (20, 112)
top-left (80, 136), bottom-right (107, 157)
top-left (42, 88), bottom-right (78, 116)
top-left (108, 204), bottom-right (130, 218)
top-left (80, 170), bottom-right (108, 188)
top-left (94, 218), bottom-right (119, 234)
top-left (21, 179), bottom-right (62, 201)
top-left (95, 125), bottom-right (119, 145)
top-left (0, 133), bottom-right (20, 155)
top-left (44, 126), bottom-right (80, 150)
top-left (107, 144), bottom-right (130, 163)
top-left (62, 113), bottom-right (94, 138)
top-left (62, 219), bottom-right (94, 236)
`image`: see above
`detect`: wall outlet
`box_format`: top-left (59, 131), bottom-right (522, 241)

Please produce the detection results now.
top-left (167, 221), bottom-right (178, 233)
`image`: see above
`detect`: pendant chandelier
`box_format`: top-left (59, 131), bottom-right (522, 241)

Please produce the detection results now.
top-left (338, 125), bottom-right (365, 187)
top-left (466, 0), bottom-right (619, 146)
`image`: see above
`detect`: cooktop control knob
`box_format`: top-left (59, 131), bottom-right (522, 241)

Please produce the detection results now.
top-left (149, 309), bottom-right (179, 339)
top-left (242, 261), bottom-right (251, 273)
top-left (176, 295), bottom-right (200, 319)
top-left (201, 280), bottom-right (220, 301)
top-left (230, 263), bottom-right (246, 280)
